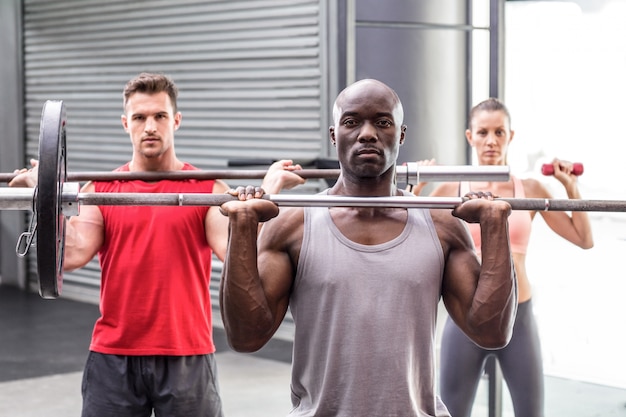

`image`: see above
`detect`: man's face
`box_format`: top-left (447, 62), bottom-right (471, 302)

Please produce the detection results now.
top-left (121, 91), bottom-right (181, 161)
top-left (330, 82), bottom-right (406, 179)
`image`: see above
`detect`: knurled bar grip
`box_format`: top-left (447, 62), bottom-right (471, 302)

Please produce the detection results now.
top-left (51, 192), bottom-right (626, 212)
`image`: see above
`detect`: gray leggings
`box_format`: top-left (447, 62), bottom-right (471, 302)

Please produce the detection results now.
top-left (439, 299), bottom-right (544, 417)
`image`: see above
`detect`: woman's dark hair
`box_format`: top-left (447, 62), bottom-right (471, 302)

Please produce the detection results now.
top-left (468, 97), bottom-right (511, 129)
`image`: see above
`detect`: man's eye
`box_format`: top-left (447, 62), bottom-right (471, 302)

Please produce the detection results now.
top-left (377, 120), bottom-right (392, 127)
top-left (343, 119), bottom-right (357, 126)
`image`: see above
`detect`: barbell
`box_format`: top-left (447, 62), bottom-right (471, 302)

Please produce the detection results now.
top-left (0, 100), bottom-right (618, 299)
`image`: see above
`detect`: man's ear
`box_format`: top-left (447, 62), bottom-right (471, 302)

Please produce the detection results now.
top-left (329, 126), bottom-right (336, 146)
top-left (121, 114), bottom-right (129, 132)
top-left (174, 111), bottom-right (182, 131)
top-left (399, 124), bottom-right (407, 145)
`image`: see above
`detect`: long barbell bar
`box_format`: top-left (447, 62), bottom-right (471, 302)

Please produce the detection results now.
top-left (76, 193), bottom-right (626, 212)
top-left (0, 164), bottom-right (510, 184)
top-left (1, 184), bottom-right (625, 212)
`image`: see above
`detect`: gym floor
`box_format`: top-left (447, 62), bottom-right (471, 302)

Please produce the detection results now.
top-left (0, 285), bottom-right (624, 417)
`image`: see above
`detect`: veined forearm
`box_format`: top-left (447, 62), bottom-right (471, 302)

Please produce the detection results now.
top-left (220, 212), bottom-right (274, 351)
top-left (470, 217), bottom-right (517, 348)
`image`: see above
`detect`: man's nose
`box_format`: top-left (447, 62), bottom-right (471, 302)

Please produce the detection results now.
top-left (358, 121), bottom-right (377, 141)
top-left (145, 117), bottom-right (157, 132)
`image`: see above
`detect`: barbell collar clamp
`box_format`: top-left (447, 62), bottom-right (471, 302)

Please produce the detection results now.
top-left (61, 182), bottom-right (80, 217)
top-left (395, 164), bottom-right (510, 185)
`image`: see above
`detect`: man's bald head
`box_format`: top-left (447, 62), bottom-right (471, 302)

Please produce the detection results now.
top-left (332, 79), bottom-right (404, 126)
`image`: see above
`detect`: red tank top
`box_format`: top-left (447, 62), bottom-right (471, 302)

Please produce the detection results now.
top-left (91, 163), bottom-right (216, 355)
top-left (460, 176), bottom-right (532, 255)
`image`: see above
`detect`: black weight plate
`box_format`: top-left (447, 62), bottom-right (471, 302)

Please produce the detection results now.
top-left (36, 100), bottom-right (67, 299)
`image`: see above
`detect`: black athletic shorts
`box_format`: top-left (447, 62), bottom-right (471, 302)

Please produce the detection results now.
top-left (81, 351), bottom-right (224, 417)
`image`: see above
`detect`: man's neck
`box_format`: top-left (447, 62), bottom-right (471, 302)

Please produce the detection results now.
top-left (129, 156), bottom-right (184, 172)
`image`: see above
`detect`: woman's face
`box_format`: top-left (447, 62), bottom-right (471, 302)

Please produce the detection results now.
top-left (466, 109), bottom-right (514, 166)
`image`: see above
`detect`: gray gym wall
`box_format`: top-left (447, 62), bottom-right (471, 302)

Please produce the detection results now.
top-left (0, 1), bottom-right (26, 288)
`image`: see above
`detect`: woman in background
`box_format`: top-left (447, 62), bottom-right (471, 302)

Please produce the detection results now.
top-left (413, 97), bottom-right (594, 417)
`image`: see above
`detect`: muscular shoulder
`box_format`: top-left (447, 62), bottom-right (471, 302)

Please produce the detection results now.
top-left (257, 207), bottom-right (305, 270)
top-left (81, 181), bottom-right (95, 192)
top-left (260, 207), bottom-right (305, 250)
top-left (428, 208), bottom-right (475, 256)
top-left (212, 179), bottom-right (230, 193)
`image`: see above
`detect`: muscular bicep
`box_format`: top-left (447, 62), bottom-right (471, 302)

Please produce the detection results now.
top-left (64, 183), bottom-right (104, 271)
top-left (431, 210), bottom-right (482, 329)
top-left (256, 209), bottom-right (303, 332)
top-left (441, 243), bottom-right (483, 326)
top-left (256, 242), bottom-right (294, 331)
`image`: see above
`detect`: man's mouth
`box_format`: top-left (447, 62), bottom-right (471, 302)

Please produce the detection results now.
top-left (356, 147), bottom-right (381, 156)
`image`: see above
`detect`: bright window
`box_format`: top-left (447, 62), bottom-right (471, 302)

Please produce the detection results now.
top-left (505, 0), bottom-right (626, 389)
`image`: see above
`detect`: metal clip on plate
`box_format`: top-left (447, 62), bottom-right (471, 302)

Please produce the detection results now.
top-left (15, 187), bottom-right (38, 257)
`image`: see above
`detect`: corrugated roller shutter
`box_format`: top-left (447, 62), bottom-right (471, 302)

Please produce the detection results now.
top-left (22, 0), bottom-right (329, 340)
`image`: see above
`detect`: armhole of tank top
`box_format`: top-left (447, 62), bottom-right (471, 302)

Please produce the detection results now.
top-left (512, 176), bottom-right (523, 198)
top-left (294, 207), bottom-right (311, 289)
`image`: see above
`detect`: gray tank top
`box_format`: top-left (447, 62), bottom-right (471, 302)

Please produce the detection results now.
top-left (288, 194), bottom-right (451, 416)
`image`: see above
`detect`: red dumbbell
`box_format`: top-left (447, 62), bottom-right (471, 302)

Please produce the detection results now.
top-left (541, 163), bottom-right (584, 176)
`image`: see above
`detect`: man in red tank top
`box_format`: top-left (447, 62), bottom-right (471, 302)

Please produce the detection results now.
top-left (10, 72), bottom-right (305, 417)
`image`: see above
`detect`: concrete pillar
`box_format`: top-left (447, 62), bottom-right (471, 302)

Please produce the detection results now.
top-left (347, 0), bottom-right (472, 166)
